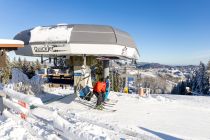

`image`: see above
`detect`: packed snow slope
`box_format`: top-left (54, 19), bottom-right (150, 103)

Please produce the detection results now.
top-left (1, 91), bottom-right (210, 140)
top-left (32, 92), bottom-right (210, 140)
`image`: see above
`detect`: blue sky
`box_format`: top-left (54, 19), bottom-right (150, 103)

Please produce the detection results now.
top-left (0, 0), bottom-right (210, 65)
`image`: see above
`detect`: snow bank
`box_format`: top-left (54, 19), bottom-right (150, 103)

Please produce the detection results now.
top-left (142, 94), bottom-right (172, 103)
top-left (3, 98), bottom-right (29, 114)
top-left (0, 117), bottom-right (35, 139)
top-left (113, 92), bottom-right (173, 103)
top-left (30, 75), bottom-right (45, 94)
top-left (53, 111), bottom-right (111, 140)
top-left (53, 111), bottom-right (77, 139)
top-left (0, 110), bottom-right (60, 140)
top-left (2, 88), bottom-right (210, 139)
top-left (11, 68), bottom-right (45, 94)
top-left (12, 68), bottom-right (29, 84)
top-left (3, 87), bottom-right (43, 106)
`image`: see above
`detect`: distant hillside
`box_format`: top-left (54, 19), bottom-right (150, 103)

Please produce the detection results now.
top-left (136, 62), bottom-right (197, 69)
top-left (136, 62), bottom-right (171, 69)
top-left (175, 65), bottom-right (198, 69)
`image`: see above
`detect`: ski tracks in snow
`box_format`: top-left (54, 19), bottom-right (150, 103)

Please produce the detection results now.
top-left (2, 110), bottom-right (61, 140)
top-left (55, 98), bottom-right (158, 140)
top-left (2, 95), bottom-right (158, 140)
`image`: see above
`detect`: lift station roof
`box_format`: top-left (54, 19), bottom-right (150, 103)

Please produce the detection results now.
top-left (14, 24), bottom-right (140, 60)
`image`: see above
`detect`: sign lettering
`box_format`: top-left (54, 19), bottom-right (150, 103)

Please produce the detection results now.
top-left (33, 45), bottom-right (54, 52)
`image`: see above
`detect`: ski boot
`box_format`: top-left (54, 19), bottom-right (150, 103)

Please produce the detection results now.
top-left (94, 104), bottom-right (104, 110)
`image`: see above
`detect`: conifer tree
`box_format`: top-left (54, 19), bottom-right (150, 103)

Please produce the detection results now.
top-left (27, 65), bottom-right (35, 79)
top-left (180, 81), bottom-right (186, 95)
top-left (0, 53), bottom-right (11, 84)
top-left (207, 60), bottom-right (210, 70)
top-left (95, 60), bottom-right (103, 82)
top-left (17, 57), bottom-right (23, 69)
top-left (35, 59), bottom-right (41, 70)
top-left (113, 71), bottom-right (120, 92)
top-left (207, 60), bottom-right (210, 77)
top-left (11, 57), bottom-right (17, 68)
top-left (192, 62), bottom-right (209, 95)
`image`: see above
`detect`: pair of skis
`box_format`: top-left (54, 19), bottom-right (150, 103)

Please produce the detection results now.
top-left (76, 98), bottom-right (118, 112)
top-left (97, 99), bottom-right (118, 112)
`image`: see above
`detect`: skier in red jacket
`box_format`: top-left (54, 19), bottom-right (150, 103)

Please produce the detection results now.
top-left (93, 78), bottom-right (106, 110)
top-left (101, 81), bottom-right (106, 103)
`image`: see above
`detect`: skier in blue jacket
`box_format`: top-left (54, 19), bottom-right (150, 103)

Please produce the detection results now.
top-left (105, 76), bottom-right (110, 101)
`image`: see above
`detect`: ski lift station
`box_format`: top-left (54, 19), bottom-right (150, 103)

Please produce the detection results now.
top-left (14, 24), bottom-right (140, 92)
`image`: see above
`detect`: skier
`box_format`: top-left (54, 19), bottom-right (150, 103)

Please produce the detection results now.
top-left (101, 79), bottom-right (107, 103)
top-left (93, 78), bottom-right (105, 110)
top-left (105, 76), bottom-right (110, 101)
top-left (0, 91), bottom-right (4, 115)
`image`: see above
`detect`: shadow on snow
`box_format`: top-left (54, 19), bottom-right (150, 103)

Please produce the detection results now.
top-left (36, 92), bottom-right (76, 104)
top-left (139, 127), bottom-right (183, 140)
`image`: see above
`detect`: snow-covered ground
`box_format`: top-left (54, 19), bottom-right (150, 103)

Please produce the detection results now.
top-left (1, 91), bottom-right (210, 140)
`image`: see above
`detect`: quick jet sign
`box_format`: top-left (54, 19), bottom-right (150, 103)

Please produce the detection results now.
top-left (33, 45), bottom-right (54, 53)
top-left (31, 44), bottom-right (70, 55)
